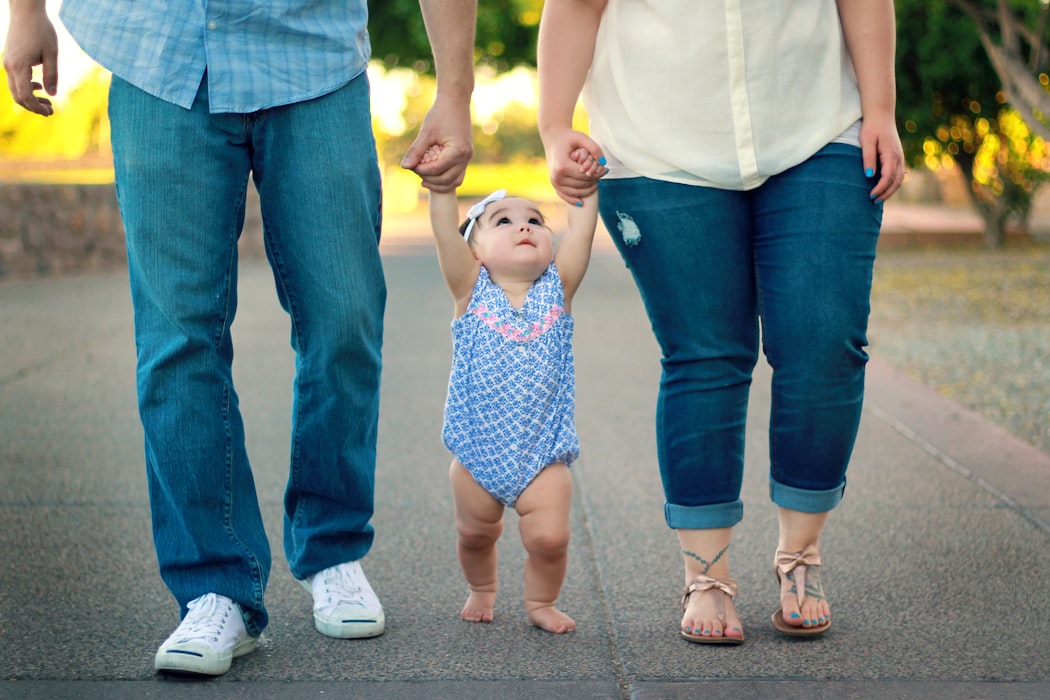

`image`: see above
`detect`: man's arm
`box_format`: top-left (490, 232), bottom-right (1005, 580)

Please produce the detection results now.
top-left (4, 0), bottom-right (60, 116)
top-left (400, 0), bottom-right (477, 193)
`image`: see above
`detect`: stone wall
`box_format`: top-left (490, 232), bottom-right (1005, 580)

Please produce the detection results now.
top-left (0, 181), bottom-right (265, 280)
top-left (0, 183), bottom-right (126, 278)
top-left (2, 174), bottom-right (1046, 281)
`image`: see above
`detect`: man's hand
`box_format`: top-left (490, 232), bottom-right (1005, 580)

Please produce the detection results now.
top-left (400, 96), bottom-right (473, 193)
top-left (4, 1), bottom-right (60, 116)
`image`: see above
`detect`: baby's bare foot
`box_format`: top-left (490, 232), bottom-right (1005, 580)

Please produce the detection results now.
top-left (461, 590), bottom-right (496, 623)
top-left (527, 604), bottom-right (576, 634)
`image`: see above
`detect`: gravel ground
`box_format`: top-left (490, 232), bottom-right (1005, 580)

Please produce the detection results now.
top-left (868, 241), bottom-right (1050, 455)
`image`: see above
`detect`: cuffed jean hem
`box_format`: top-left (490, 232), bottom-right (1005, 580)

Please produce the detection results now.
top-left (769, 477), bottom-right (845, 514)
top-left (665, 500), bottom-right (744, 530)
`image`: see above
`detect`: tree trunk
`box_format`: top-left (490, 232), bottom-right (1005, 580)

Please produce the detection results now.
top-left (982, 211), bottom-right (1007, 250)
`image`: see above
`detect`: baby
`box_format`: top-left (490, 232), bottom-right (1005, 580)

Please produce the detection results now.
top-left (425, 146), bottom-right (604, 632)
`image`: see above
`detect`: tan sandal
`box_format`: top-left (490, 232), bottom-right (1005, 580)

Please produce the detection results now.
top-left (680, 573), bottom-right (745, 645)
top-left (772, 545), bottom-right (831, 636)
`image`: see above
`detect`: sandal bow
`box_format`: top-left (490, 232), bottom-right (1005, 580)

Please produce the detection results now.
top-left (681, 573), bottom-right (738, 608)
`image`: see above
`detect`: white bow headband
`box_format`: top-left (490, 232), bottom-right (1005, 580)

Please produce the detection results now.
top-left (463, 189), bottom-right (507, 242)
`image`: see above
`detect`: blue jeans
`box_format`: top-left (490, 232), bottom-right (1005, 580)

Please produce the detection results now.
top-left (108, 73), bottom-right (384, 635)
top-left (598, 144), bottom-right (882, 531)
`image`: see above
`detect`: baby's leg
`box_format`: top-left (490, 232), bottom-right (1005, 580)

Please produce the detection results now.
top-left (450, 460), bottom-right (505, 622)
top-left (515, 463), bottom-right (575, 634)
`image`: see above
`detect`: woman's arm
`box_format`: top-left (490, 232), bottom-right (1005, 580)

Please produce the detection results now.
top-left (836, 0), bottom-right (906, 202)
top-left (537, 0), bottom-right (608, 205)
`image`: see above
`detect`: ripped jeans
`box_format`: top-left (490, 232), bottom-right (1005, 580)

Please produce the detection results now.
top-left (597, 144), bottom-right (883, 530)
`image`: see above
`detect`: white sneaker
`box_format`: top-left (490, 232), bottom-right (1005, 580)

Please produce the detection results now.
top-left (299, 561), bottom-right (385, 639)
top-left (154, 593), bottom-right (257, 675)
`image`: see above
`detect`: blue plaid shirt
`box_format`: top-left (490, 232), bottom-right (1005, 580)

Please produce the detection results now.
top-left (60, 0), bottom-right (371, 113)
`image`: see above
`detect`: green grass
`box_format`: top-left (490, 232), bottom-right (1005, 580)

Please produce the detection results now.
top-left (869, 243), bottom-right (1050, 453)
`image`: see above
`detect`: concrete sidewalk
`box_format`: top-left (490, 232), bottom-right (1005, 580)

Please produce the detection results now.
top-left (1, 246), bottom-right (1049, 699)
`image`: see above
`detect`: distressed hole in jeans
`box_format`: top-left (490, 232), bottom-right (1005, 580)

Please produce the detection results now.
top-left (615, 211), bottom-right (642, 246)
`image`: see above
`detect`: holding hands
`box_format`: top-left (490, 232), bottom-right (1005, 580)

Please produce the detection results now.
top-left (543, 127), bottom-right (607, 206)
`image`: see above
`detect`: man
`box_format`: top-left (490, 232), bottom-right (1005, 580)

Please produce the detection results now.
top-left (4, 0), bottom-right (476, 676)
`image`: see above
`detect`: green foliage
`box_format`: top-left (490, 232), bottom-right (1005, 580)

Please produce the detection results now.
top-left (367, 0), bottom-right (542, 72)
top-left (896, 0), bottom-right (999, 164)
top-left (895, 0), bottom-right (1050, 244)
top-left (870, 245), bottom-right (1050, 452)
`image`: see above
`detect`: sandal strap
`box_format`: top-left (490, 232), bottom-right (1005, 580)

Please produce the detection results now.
top-left (775, 545), bottom-right (822, 606)
top-left (680, 573), bottom-right (738, 609)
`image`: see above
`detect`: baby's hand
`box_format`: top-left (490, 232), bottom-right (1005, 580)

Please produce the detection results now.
top-left (420, 144), bottom-right (443, 166)
top-left (570, 148), bottom-right (607, 178)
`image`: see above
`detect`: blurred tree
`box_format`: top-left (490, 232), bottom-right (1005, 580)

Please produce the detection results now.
top-left (373, 65), bottom-right (546, 167)
top-left (368, 0), bottom-right (541, 72)
top-left (896, 0), bottom-right (1050, 248)
top-left (0, 65), bottom-right (110, 161)
top-left (952, 0), bottom-right (1050, 139)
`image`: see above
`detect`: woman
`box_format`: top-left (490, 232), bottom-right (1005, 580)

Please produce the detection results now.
top-left (538, 0), bottom-right (905, 643)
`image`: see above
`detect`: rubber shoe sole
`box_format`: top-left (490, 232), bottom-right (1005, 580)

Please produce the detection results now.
top-left (298, 577), bottom-right (386, 639)
top-left (154, 635), bottom-right (257, 676)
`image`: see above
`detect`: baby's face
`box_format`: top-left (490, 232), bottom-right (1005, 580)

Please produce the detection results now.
top-left (470, 197), bottom-right (554, 276)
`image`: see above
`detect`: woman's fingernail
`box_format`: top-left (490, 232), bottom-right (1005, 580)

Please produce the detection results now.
top-left (598, 156), bottom-right (607, 166)
top-left (865, 168), bottom-right (875, 177)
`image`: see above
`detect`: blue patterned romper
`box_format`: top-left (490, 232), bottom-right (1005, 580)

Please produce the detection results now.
top-left (443, 263), bottom-right (579, 506)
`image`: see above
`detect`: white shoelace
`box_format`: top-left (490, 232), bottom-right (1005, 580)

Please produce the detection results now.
top-left (317, 566), bottom-right (367, 609)
top-left (172, 593), bottom-right (235, 642)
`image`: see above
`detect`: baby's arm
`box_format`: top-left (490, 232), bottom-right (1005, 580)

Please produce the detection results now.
top-left (554, 151), bottom-right (600, 308)
top-left (427, 148), bottom-right (480, 314)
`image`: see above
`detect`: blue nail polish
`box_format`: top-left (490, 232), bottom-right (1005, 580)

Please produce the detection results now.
top-left (575, 201), bottom-right (583, 207)
top-left (790, 612), bottom-right (801, 619)
top-left (865, 168), bottom-right (874, 177)
top-left (598, 156), bottom-right (607, 166)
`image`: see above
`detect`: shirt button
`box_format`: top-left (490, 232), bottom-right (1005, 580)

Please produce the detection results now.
top-left (207, 21), bottom-right (217, 30)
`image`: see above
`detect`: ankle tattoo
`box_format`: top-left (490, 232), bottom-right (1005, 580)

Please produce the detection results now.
top-left (682, 544), bottom-right (729, 574)
top-left (783, 568), bottom-right (826, 602)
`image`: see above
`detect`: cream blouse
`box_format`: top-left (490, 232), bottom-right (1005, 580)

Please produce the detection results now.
top-left (583, 0), bottom-right (863, 190)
